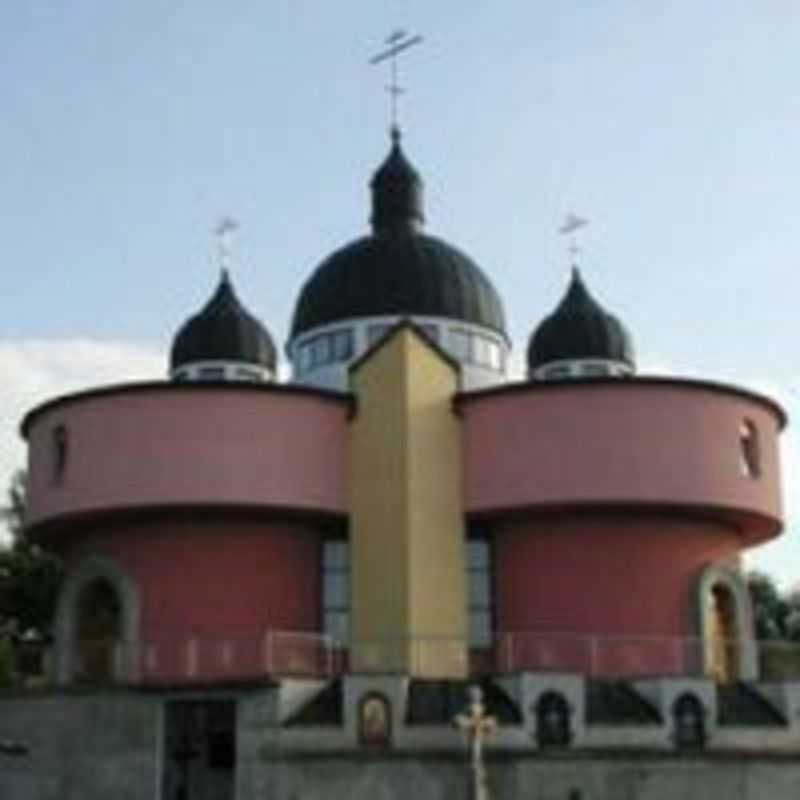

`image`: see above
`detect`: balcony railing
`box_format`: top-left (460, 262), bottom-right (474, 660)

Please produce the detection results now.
top-left (2, 631), bottom-right (800, 688)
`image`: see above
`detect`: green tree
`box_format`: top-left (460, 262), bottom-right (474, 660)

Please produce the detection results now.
top-left (747, 571), bottom-right (790, 640)
top-left (0, 470), bottom-right (63, 636)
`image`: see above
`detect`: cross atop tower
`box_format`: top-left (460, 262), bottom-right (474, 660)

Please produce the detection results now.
top-left (559, 213), bottom-right (590, 270)
top-left (214, 216), bottom-right (239, 276)
top-left (369, 30), bottom-right (424, 135)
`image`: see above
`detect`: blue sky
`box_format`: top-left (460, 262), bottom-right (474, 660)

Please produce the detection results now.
top-left (1, 2), bottom-right (798, 585)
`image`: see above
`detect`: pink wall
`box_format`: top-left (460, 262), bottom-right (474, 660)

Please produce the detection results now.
top-left (66, 516), bottom-right (323, 682)
top-left (495, 513), bottom-right (740, 641)
top-left (24, 384), bottom-right (349, 530)
top-left (461, 381), bottom-right (784, 543)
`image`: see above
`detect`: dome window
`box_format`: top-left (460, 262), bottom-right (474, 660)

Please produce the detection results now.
top-left (367, 324), bottom-right (392, 348)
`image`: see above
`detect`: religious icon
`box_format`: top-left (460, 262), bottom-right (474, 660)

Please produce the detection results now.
top-left (359, 693), bottom-right (391, 748)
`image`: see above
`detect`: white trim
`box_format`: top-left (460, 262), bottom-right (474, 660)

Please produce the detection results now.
top-left (530, 357), bottom-right (634, 381)
top-left (171, 360), bottom-right (273, 383)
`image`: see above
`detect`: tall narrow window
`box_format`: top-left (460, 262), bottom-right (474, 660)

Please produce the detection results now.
top-left (322, 540), bottom-right (350, 645)
top-left (52, 424), bottom-right (69, 485)
top-left (467, 537), bottom-right (492, 647)
top-left (739, 420), bottom-right (761, 478)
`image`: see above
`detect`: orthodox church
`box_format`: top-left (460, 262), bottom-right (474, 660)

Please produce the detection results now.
top-left (2, 127), bottom-right (798, 800)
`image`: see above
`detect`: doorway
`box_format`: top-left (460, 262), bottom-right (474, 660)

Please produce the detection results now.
top-left (162, 700), bottom-right (237, 800)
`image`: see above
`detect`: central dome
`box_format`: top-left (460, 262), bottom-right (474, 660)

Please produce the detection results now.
top-left (290, 232), bottom-right (506, 339)
top-left (289, 129), bottom-right (507, 341)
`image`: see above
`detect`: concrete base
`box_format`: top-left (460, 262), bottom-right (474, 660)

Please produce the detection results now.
top-left (2, 684), bottom-right (800, 800)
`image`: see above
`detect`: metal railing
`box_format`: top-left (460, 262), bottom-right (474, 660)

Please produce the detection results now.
top-left (3, 631), bottom-right (800, 688)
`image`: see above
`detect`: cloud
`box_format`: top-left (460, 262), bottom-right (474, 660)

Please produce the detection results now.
top-left (0, 338), bottom-right (164, 541)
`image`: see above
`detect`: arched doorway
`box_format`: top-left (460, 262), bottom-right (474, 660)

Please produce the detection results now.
top-left (707, 584), bottom-right (738, 683)
top-left (696, 565), bottom-right (757, 682)
top-left (76, 578), bottom-right (122, 682)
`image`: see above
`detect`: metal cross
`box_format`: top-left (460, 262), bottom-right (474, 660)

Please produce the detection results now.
top-left (455, 685), bottom-right (497, 800)
top-left (559, 213), bottom-right (589, 269)
top-left (214, 216), bottom-right (239, 275)
top-left (369, 30), bottom-right (423, 133)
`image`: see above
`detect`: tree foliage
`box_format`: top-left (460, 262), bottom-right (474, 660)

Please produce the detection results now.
top-left (747, 571), bottom-right (800, 642)
top-left (0, 470), bottom-right (64, 636)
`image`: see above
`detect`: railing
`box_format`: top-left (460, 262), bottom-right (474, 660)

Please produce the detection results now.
top-left (3, 632), bottom-right (800, 688)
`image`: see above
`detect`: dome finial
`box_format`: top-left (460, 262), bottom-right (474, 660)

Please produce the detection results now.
top-left (369, 129), bottom-right (425, 233)
top-left (559, 213), bottom-right (590, 272)
top-left (369, 30), bottom-right (423, 135)
top-left (214, 216), bottom-right (239, 275)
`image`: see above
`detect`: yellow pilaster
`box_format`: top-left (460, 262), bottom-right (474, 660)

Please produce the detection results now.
top-left (348, 325), bottom-right (467, 677)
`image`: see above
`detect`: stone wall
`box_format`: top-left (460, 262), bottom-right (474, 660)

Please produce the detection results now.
top-left (0, 690), bottom-right (160, 800)
top-left (2, 687), bottom-right (800, 800)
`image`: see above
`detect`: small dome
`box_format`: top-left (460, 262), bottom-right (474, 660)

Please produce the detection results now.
top-left (170, 271), bottom-right (276, 374)
top-left (527, 269), bottom-right (634, 373)
top-left (289, 130), bottom-right (507, 340)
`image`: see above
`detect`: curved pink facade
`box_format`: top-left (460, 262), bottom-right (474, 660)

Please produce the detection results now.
top-left (62, 516), bottom-right (323, 683)
top-left (460, 379), bottom-right (784, 542)
top-left (23, 383), bottom-right (350, 531)
top-left (495, 513), bottom-right (740, 637)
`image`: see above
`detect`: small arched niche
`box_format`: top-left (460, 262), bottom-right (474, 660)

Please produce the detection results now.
top-left (358, 692), bottom-right (392, 749)
top-left (672, 693), bottom-right (706, 750)
top-left (534, 691), bottom-right (572, 748)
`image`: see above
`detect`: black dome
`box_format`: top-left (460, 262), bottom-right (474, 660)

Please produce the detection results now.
top-left (170, 271), bottom-right (276, 372)
top-left (290, 130), bottom-right (506, 340)
top-left (527, 269), bottom-right (634, 370)
top-left (290, 233), bottom-right (506, 339)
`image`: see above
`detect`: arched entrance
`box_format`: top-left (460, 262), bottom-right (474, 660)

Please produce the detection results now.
top-left (707, 584), bottom-right (737, 683)
top-left (53, 556), bottom-right (140, 685)
top-left (76, 578), bottom-right (122, 682)
top-left (696, 565), bottom-right (757, 682)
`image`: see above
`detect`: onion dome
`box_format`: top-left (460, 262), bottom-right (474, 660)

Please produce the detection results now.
top-left (289, 129), bottom-right (506, 340)
top-left (170, 270), bottom-right (276, 380)
top-left (527, 268), bottom-right (635, 377)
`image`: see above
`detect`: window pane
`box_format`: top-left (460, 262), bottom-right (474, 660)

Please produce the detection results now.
top-left (299, 343), bottom-right (313, 371)
top-left (323, 541), bottom-right (348, 570)
top-left (473, 337), bottom-right (490, 366)
top-left (418, 324), bottom-right (439, 344)
top-left (332, 330), bottom-right (353, 361)
top-left (583, 364), bottom-right (607, 377)
top-left (467, 540), bottom-right (488, 569)
top-left (323, 573), bottom-right (348, 607)
top-left (450, 330), bottom-right (471, 360)
top-left (367, 324), bottom-right (390, 347)
top-left (324, 611), bottom-right (350, 644)
top-left (469, 612), bottom-right (491, 647)
top-left (487, 342), bottom-right (501, 370)
top-left (236, 368), bottom-right (263, 382)
top-left (468, 573), bottom-right (490, 608)
top-left (198, 367), bottom-right (225, 380)
top-left (311, 335), bottom-right (330, 367)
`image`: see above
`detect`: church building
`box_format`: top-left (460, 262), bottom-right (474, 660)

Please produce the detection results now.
top-left (2, 127), bottom-right (798, 800)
